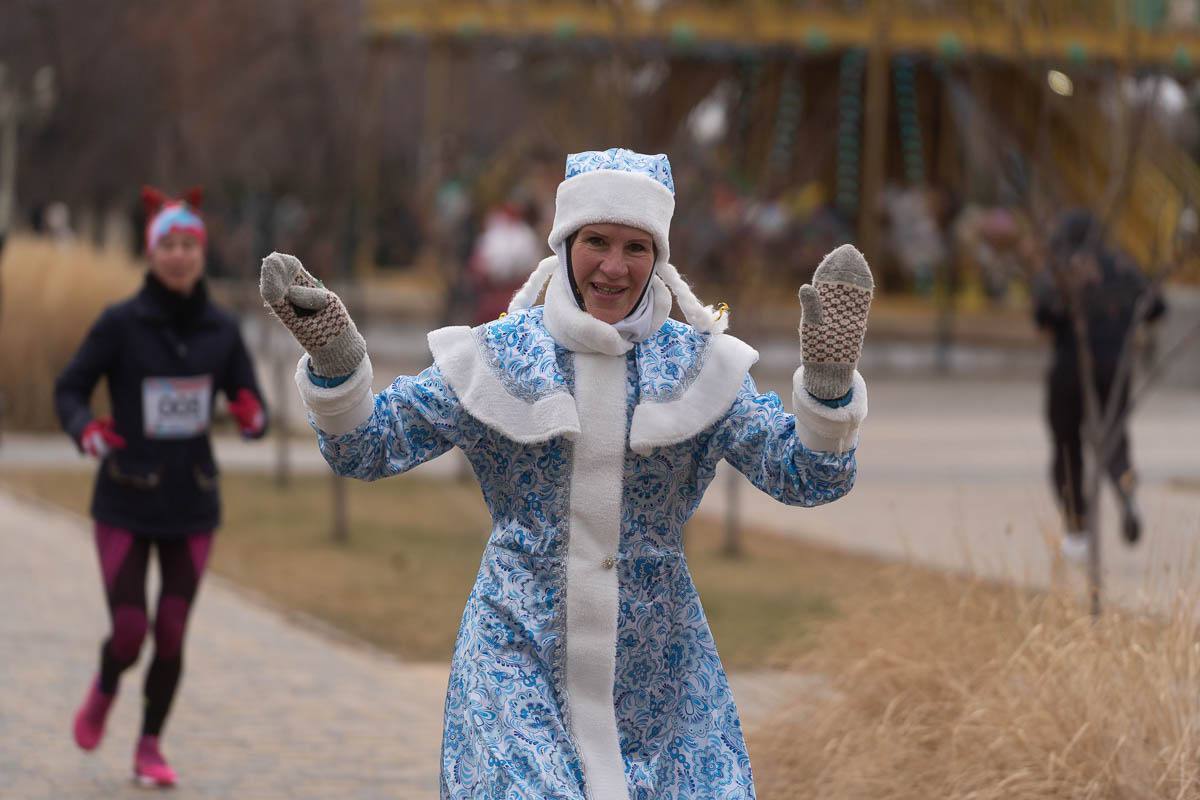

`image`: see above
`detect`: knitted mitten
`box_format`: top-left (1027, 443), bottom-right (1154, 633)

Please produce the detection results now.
top-left (799, 244), bottom-right (874, 400)
top-left (260, 252), bottom-right (366, 378)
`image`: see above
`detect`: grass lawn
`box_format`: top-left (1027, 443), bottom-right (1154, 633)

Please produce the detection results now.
top-left (0, 466), bottom-right (882, 669)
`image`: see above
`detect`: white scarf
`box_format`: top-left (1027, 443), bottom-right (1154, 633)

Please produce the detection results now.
top-left (543, 265), bottom-right (671, 356)
top-left (558, 257), bottom-right (663, 342)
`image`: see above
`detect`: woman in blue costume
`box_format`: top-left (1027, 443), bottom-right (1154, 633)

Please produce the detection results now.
top-left (259, 149), bottom-right (874, 800)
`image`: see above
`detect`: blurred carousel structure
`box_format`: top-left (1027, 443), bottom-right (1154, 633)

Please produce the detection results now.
top-left (363, 0), bottom-right (1200, 282)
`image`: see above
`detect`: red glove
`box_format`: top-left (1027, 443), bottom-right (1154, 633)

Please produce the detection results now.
top-left (80, 417), bottom-right (126, 459)
top-left (227, 388), bottom-right (265, 438)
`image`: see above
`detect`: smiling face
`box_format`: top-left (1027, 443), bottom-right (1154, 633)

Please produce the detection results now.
top-left (569, 223), bottom-right (656, 324)
top-left (149, 230), bottom-right (205, 294)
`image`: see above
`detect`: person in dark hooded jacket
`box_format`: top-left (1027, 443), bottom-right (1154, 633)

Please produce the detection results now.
top-left (55, 186), bottom-right (267, 788)
top-left (1033, 209), bottom-right (1166, 564)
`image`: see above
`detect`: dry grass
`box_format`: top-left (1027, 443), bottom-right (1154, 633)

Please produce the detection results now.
top-left (1171, 477), bottom-right (1200, 495)
top-left (751, 567), bottom-right (1200, 800)
top-left (0, 235), bottom-right (143, 430)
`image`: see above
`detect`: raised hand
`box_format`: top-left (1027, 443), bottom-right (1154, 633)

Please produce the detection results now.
top-left (80, 417), bottom-right (125, 459)
top-left (259, 252), bottom-right (366, 378)
top-left (226, 388), bottom-right (265, 438)
top-left (798, 244), bottom-right (874, 400)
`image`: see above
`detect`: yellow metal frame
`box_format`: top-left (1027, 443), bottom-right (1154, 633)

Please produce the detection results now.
top-left (366, 1), bottom-right (1200, 66)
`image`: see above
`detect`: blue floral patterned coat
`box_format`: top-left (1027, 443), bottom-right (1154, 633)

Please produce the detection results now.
top-left (302, 303), bottom-right (865, 800)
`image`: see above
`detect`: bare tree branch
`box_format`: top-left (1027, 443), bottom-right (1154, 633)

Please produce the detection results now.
top-left (955, 2), bottom-right (1196, 615)
top-left (1130, 317), bottom-right (1200, 409)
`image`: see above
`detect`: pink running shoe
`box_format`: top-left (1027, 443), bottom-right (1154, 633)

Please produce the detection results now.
top-left (133, 736), bottom-right (177, 788)
top-left (72, 677), bottom-right (115, 751)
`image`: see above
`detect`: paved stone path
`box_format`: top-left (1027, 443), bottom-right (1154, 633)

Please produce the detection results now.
top-left (0, 491), bottom-right (448, 799)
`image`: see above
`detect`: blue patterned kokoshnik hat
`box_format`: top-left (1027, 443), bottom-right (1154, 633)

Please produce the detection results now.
top-left (563, 148), bottom-right (676, 194)
top-left (507, 147), bottom-right (728, 334)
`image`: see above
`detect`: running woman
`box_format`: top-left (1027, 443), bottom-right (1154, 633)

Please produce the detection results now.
top-left (55, 186), bottom-right (268, 788)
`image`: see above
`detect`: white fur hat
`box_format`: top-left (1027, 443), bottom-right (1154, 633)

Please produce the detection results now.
top-left (508, 148), bottom-right (728, 334)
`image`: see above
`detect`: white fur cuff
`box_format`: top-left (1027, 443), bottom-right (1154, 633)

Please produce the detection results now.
top-left (791, 368), bottom-right (868, 454)
top-left (294, 354), bottom-right (375, 436)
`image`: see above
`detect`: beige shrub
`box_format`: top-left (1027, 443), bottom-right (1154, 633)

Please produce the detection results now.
top-left (753, 568), bottom-right (1200, 800)
top-left (0, 235), bottom-right (142, 430)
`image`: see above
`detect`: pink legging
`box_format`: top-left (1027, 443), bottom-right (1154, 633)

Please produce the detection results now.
top-left (93, 523), bottom-right (212, 737)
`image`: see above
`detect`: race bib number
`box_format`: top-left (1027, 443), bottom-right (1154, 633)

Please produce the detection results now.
top-left (143, 376), bottom-right (212, 439)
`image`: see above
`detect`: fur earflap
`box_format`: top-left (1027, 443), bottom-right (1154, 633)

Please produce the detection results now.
top-left (508, 255), bottom-right (558, 313)
top-left (657, 261), bottom-right (729, 334)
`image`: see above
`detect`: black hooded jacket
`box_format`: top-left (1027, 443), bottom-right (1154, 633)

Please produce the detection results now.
top-left (1033, 210), bottom-right (1167, 379)
top-left (55, 273), bottom-right (267, 537)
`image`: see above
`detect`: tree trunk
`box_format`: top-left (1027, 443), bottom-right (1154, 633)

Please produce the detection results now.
top-left (722, 467), bottom-right (742, 558)
top-left (331, 473), bottom-right (349, 544)
top-left (273, 347), bottom-right (291, 489)
top-left (1082, 438), bottom-right (1105, 617)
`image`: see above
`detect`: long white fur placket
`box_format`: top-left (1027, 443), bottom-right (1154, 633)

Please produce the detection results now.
top-left (565, 351), bottom-right (632, 800)
top-left (542, 272), bottom-right (653, 800)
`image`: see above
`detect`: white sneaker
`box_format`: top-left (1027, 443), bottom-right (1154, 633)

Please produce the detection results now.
top-left (1060, 532), bottom-right (1090, 566)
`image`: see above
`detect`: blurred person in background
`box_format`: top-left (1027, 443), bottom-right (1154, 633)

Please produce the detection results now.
top-left (435, 176), bottom-right (480, 326)
top-left (54, 186), bottom-right (268, 788)
top-left (1034, 209), bottom-right (1167, 564)
top-left (260, 148), bottom-right (873, 799)
top-left (45, 200), bottom-right (76, 246)
top-left (466, 198), bottom-right (542, 324)
top-left (882, 184), bottom-right (948, 295)
top-left (952, 204), bottom-right (1032, 306)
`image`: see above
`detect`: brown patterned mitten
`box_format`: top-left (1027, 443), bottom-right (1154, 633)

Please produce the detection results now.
top-left (259, 252), bottom-right (366, 378)
top-left (799, 244), bottom-right (874, 400)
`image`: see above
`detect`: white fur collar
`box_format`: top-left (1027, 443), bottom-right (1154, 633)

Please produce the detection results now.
top-left (628, 334), bottom-right (759, 453)
top-left (542, 271), bottom-right (671, 356)
top-left (427, 323), bottom-right (581, 444)
top-left (427, 305), bottom-right (759, 450)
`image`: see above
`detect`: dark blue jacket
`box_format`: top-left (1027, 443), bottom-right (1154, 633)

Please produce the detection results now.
top-left (55, 274), bottom-right (267, 538)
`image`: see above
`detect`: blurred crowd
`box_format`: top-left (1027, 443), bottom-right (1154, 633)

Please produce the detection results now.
top-left (430, 164), bottom-right (1041, 326)
top-left (19, 169), bottom-right (1044, 323)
